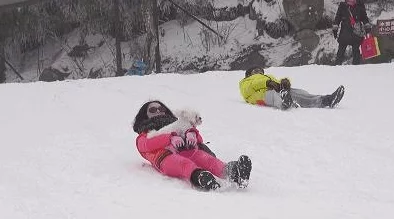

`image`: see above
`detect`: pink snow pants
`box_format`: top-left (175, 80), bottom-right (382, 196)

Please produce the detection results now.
top-left (159, 149), bottom-right (226, 181)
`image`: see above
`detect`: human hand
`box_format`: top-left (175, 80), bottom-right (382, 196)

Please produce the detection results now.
top-left (266, 80), bottom-right (280, 92)
top-left (280, 78), bottom-right (291, 90)
top-left (170, 134), bottom-right (186, 151)
top-left (185, 131), bottom-right (197, 148)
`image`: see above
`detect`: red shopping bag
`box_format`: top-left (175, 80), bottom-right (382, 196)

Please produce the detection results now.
top-left (361, 34), bottom-right (381, 60)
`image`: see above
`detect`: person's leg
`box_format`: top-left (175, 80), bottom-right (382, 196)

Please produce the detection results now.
top-left (159, 153), bottom-right (221, 190)
top-left (335, 43), bottom-right (347, 65)
top-left (263, 90), bottom-right (283, 109)
top-left (352, 43), bottom-right (361, 65)
top-left (179, 150), bottom-right (226, 178)
top-left (197, 143), bottom-right (216, 157)
top-left (158, 153), bottom-right (199, 180)
top-left (264, 90), bottom-right (295, 110)
top-left (180, 149), bottom-right (253, 188)
top-left (290, 88), bottom-right (324, 108)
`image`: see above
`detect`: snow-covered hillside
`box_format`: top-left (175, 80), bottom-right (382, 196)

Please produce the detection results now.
top-left (3, 0), bottom-right (394, 83)
top-left (1, 64), bottom-right (394, 219)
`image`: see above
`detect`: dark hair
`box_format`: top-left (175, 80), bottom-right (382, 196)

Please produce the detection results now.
top-left (132, 100), bottom-right (176, 133)
top-left (245, 66), bottom-right (264, 78)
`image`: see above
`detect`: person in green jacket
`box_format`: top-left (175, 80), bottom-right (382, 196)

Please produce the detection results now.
top-left (239, 67), bottom-right (345, 110)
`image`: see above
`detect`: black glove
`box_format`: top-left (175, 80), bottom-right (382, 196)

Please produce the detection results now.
top-left (266, 80), bottom-right (281, 92)
top-left (280, 78), bottom-right (291, 90)
top-left (333, 29), bottom-right (338, 39)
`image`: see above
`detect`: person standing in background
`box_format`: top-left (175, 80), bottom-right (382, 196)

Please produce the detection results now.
top-left (333, 0), bottom-right (371, 65)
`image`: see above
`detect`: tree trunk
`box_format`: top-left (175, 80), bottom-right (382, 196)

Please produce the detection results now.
top-left (141, 0), bottom-right (158, 75)
top-left (153, 0), bottom-right (161, 73)
top-left (0, 40), bottom-right (6, 83)
top-left (113, 0), bottom-right (123, 77)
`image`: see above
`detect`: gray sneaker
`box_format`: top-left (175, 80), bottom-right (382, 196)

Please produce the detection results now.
top-left (280, 89), bottom-right (293, 110)
top-left (329, 85), bottom-right (345, 108)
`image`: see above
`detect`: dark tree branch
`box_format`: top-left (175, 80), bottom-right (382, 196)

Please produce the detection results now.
top-left (167, 0), bottom-right (224, 39)
top-left (0, 54), bottom-right (24, 80)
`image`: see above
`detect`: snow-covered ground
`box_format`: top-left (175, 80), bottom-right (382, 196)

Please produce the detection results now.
top-left (1, 63), bottom-right (394, 219)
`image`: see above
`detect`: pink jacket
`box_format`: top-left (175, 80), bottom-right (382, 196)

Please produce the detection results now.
top-left (136, 128), bottom-right (204, 168)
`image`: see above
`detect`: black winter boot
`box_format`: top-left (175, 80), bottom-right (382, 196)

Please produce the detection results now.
top-left (225, 155), bottom-right (252, 189)
top-left (321, 85), bottom-right (345, 108)
top-left (329, 85), bottom-right (345, 108)
top-left (190, 169), bottom-right (221, 191)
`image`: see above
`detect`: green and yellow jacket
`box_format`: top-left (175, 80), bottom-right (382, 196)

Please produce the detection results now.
top-left (239, 73), bottom-right (284, 105)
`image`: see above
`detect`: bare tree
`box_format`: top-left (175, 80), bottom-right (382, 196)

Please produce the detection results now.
top-left (113, 0), bottom-right (123, 76)
top-left (153, 0), bottom-right (161, 73)
top-left (0, 40), bottom-right (5, 83)
top-left (141, 0), bottom-right (158, 74)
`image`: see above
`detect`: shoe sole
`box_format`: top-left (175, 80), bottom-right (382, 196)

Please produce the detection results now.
top-left (330, 86), bottom-right (345, 108)
top-left (237, 155), bottom-right (252, 189)
top-left (198, 171), bottom-right (221, 191)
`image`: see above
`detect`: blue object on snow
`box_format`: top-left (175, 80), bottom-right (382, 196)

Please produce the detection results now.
top-left (126, 60), bottom-right (147, 76)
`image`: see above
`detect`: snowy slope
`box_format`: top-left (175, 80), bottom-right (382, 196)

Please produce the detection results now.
top-left (1, 64), bottom-right (394, 219)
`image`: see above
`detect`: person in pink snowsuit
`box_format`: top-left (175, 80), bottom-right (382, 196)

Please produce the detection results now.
top-left (133, 100), bottom-right (252, 191)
